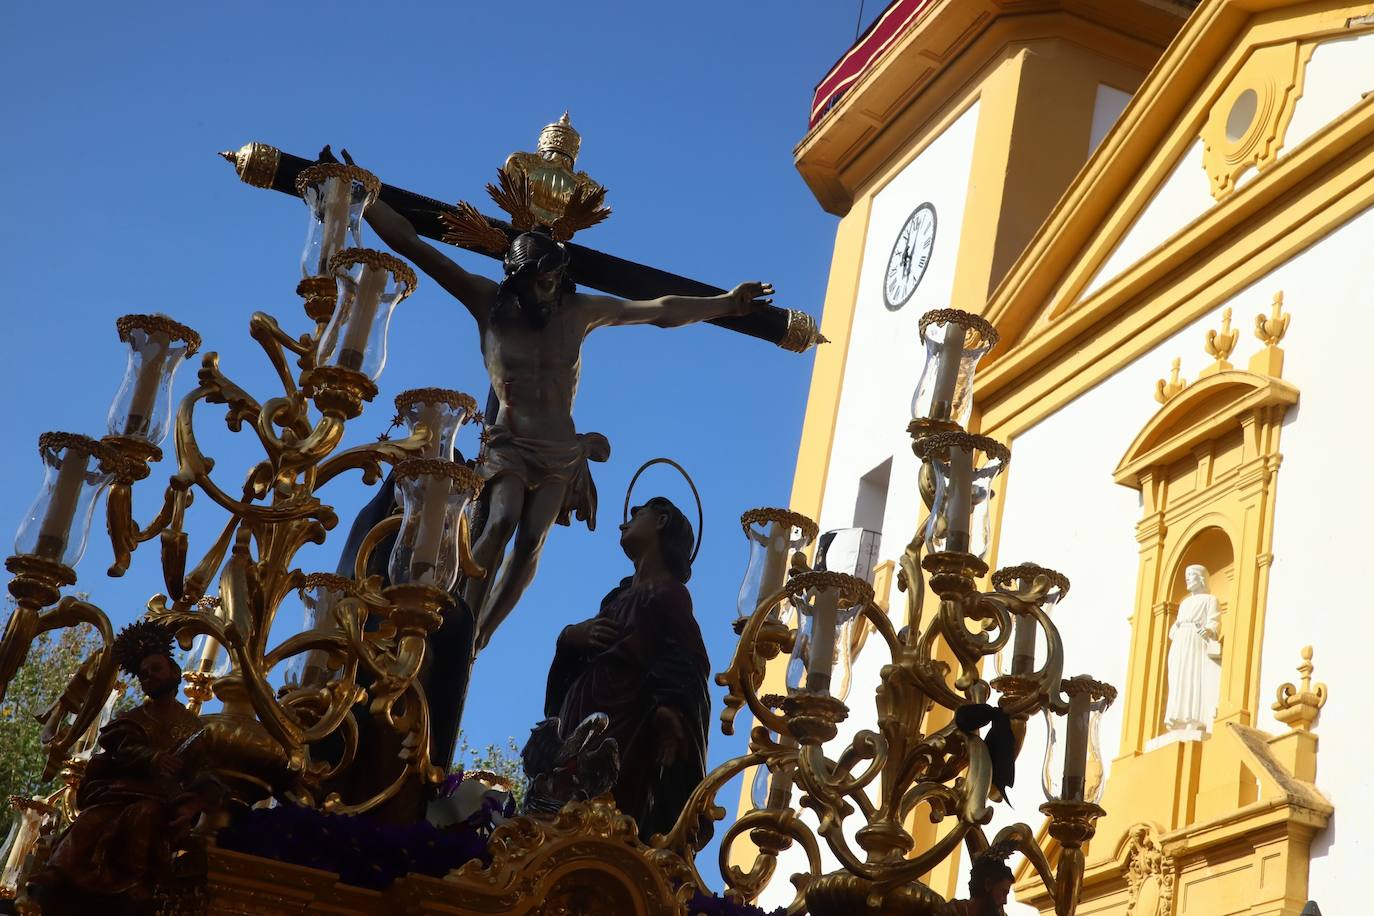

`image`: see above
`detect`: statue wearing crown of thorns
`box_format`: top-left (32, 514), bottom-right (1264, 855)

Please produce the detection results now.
top-left (352, 115), bottom-right (772, 651)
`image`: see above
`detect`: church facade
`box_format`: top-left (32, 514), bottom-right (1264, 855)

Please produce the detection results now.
top-left (745, 0), bottom-right (1372, 912)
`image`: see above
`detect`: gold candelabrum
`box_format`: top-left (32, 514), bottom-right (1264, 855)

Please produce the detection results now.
top-left (0, 153), bottom-right (1110, 915)
top-left (649, 309), bottom-right (1117, 916)
top-left (0, 161), bottom-right (486, 818)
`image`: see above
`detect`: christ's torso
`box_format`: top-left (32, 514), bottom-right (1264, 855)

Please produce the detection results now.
top-left (480, 295), bottom-right (593, 441)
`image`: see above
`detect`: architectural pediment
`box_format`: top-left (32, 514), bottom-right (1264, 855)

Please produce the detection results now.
top-left (1114, 370), bottom-right (1299, 487)
top-left (977, 0), bottom-right (1374, 431)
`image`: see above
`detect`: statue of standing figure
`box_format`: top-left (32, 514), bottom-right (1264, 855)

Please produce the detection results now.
top-left (1163, 564), bottom-right (1222, 733)
top-left (531, 495), bottom-right (711, 842)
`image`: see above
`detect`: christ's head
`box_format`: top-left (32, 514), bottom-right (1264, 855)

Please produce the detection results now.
top-left (620, 497), bottom-right (694, 583)
top-left (499, 231), bottom-right (574, 326)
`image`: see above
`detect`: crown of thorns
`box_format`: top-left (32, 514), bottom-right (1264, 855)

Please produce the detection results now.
top-left (113, 618), bottom-right (176, 677)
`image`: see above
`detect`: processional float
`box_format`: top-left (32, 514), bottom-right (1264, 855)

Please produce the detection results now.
top-left (0, 117), bottom-right (1112, 915)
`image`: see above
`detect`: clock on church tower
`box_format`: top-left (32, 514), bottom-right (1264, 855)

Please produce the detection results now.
top-left (883, 202), bottom-right (936, 310)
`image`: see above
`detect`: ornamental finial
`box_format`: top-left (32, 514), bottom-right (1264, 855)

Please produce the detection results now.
top-left (1272, 645), bottom-right (1327, 732)
top-left (1154, 357), bottom-right (1188, 404)
top-left (1202, 307), bottom-right (1237, 374)
top-left (1249, 290), bottom-right (1291, 377)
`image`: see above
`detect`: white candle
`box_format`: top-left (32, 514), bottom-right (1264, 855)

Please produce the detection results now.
top-left (1062, 690), bottom-right (1092, 801)
top-left (929, 320), bottom-right (966, 420)
top-left (124, 332), bottom-right (170, 437)
top-left (759, 521), bottom-right (790, 615)
top-left (804, 586), bottom-right (842, 692)
top-left (196, 633), bottom-right (222, 674)
top-left (337, 264), bottom-right (387, 372)
top-left (944, 446), bottom-right (973, 553)
top-left (318, 176), bottom-right (351, 274)
top-left (1012, 615), bottom-right (1036, 675)
top-left (409, 475), bottom-right (453, 584)
top-left (765, 734), bottom-right (799, 808)
top-left (35, 448), bottom-right (90, 561)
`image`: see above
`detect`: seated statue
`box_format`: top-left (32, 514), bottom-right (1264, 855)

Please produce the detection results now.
top-left (537, 496), bottom-right (711, 841)
top-left (951, 854), bottom-right (1015, 916)
top-left (31, 620), bottom-right (221, 915)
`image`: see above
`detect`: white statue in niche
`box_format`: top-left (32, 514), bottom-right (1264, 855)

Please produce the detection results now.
top-left (1162, 564), bottom-right (1223, 737)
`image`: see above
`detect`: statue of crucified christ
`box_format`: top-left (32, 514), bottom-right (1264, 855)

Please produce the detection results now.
top-left (357, 167), bottom-right (771, 652)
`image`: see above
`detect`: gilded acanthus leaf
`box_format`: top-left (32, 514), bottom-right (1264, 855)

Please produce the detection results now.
top-left (437, 201), bottom-right (510, 255)
top-left (551, 182), bottom-right (611, 241)
top-left (486, 167), bottom-right (537, 232)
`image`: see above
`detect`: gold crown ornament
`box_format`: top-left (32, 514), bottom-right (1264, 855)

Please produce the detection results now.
top-left (440, 113), bottom-right (610, 253)
top-left (535, 111), bottom-right (582, 163)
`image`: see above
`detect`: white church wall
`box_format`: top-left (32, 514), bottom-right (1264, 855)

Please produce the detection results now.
top-left (1081, 137), bottom-right (1213, 298)
top-left (1251, 203), bottom-right (1374, 909)
top-left (1283, 31), bottom-right (1374, 154)
top-left (987, 203), bottom-right (1374, 912)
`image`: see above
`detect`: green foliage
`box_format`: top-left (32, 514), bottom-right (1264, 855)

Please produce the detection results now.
top-left (0, 611), bottom-right (126, 833)
top-left (452, 732), bottom-right (525, 804)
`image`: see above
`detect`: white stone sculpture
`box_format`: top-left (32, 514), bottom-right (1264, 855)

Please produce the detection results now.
top-left (1162, 564), bottom-right (1222, 736)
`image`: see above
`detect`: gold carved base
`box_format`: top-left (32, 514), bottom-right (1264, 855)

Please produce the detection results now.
top-left (172, 798), bottom-right (690, 915)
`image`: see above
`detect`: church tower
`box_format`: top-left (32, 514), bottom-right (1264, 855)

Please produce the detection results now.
top-left (790, 0), bottom-right (1193, 541)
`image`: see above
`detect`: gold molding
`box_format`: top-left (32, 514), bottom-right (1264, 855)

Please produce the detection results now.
top-left (1018, 723), bottom-right (1331, 915)
top-left (1199, 41), bottom-right (1316, 199)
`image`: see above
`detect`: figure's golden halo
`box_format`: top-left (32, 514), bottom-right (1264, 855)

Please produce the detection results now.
top-left (622, 457), bottom-right (704, 563)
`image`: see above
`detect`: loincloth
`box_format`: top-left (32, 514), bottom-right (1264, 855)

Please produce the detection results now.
top-left (478, 426), bottom-right (610, 530)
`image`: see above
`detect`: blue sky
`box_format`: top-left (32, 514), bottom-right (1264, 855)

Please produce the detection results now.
top-left (1, 0), bottom-right (882, 871)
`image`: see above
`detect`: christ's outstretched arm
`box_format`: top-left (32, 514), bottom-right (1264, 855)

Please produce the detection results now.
top-left (362, 196), bottom-right (498, 325)
top-left (578, 281), bottom-right (774, 330)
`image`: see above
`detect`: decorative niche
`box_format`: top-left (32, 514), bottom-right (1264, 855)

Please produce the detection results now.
top-left (1112, 321), bottom-right (1298, 756)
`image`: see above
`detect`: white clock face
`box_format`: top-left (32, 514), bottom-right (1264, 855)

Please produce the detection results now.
top-left (883, 202), bottom-right (937, 310)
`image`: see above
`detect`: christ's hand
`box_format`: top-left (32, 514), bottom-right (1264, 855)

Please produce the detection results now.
top-left (725, 281), bottom-right (775, 316)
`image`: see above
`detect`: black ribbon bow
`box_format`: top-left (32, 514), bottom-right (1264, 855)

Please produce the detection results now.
top-left (954, 703), bottom-right (1016, 805)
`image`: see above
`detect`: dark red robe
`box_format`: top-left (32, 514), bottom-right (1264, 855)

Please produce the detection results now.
top-left (544, 578), bottom-right (711, 841)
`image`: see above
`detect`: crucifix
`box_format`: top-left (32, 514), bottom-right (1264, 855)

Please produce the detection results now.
top-left (221, 115), bottom-right (821, 770)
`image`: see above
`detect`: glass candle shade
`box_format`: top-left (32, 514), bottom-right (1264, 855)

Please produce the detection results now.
top-left (1042, 676), bottom-right (1117, 804)
top-left (14, 433), bottom-right (113, 568)
top-left (394, 388), bottom-right (479, 460)
top-left (785, 572), bottom-right (873, 695)
top-left (913, 431), bottom-right (1009, 558)
top-left (106, 314), bottom-right (201, 445)
top-left (287, 573), bottom-right (357, 687)
top-left (388, 459), bottom-right (482, 592)
top-left (316, 248), bottom-right (417, 380)
top-left (70, 683), bottom-right (126, 761)
top-left (911, 309), bottom-right (999, 428)
top-left (992, 564), bottom-right (1070, 677)
top-left (0, 799), bottom-right (48, 893)
top-left (297, 163), bottom-right (381, 279)
top-left (177, 596), bottom-right (231, 679)
top-left (736, 508), bottom-right (819, 621)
